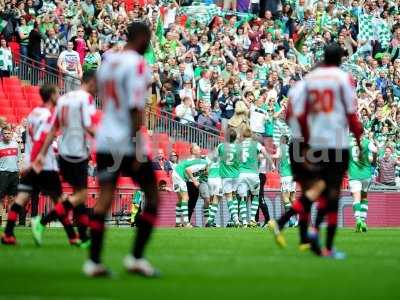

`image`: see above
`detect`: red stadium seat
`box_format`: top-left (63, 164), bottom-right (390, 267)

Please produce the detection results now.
top-left (154, 133), bottom-right (170, 144)
top-left (23, 85), bottom-right (40, 95)
top-left (117, 177), bottom-right (134, 187)
top-left (6, 93), bottom-right (25, 103)
top-left (2, 76), bottom-right (21, 87)
top-left (173, 141), bottom-right (191, 158)
top-left (29, 96), bottom-right (42, 108)
top-left (15, 108), bottom-right (31, 119)
top-left (3, 85), bottom-right (23, 97)
top-left (12, 99), bottom-right (29, 108)
top-left (0, 107), bottom-right (14, 115)
top-left (0, 97), bottom-right (10, 107)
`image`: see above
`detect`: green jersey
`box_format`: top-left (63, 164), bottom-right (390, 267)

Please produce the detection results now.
top-left (239, 139), bottom-right (263, 174)
top-left (279, 144), bottom-right (292, 177)
top-left (217, 143), bottom-right (240, 178)
top-left (175, 158), bottom-right (208, 182)
top-left (208, 161), bottom-right (220, 178)
top-left (348, 138), bottom-right (375, 181)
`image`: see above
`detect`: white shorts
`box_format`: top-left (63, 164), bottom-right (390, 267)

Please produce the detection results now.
top-left (172, 171), bottom-right (187, 193)
top-left (222, 178), bottom-right (239, 194)
top-left (349, 179), bottom-right (371, 193)
top-left (281, 176), bottom-right (296, 192)
top-left (237, 173), bottom-right (260, 197)
top-left (199, 181), bottom-right (210, 199)
top-left (208, 177), bottom-right (223, 197)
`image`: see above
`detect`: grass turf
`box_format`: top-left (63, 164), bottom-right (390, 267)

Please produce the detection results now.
top-left (0, 228), bottom-right (399, 300)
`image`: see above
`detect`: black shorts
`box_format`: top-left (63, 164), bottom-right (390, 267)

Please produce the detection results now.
top-left (0, 171), bottom-right (19, 199)
top-left (96, 153), bottom-right (156, 187)
top-left (311, 149), bottom-right (349, 189)
top-left (289, 141), bottom-right (314, 181)
top-left (18, 170), bottom-right (62, 199)
top-left (289, 141), bottom-right (349, 188)
top-left (58, 156), bottom-right (88, 189)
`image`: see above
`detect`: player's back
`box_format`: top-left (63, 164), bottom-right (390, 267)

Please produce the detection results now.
top-left (25, 106), bottom-right (58, 171)
top-left (297, 66), bottom-right (356, 149)
top-left (217, 142), bottom-right (240, 178)
top-left (239, 139), bottom-right (261, 173)
top-left (279, 143), bottom-right (292, 177)
top-left (349, 138), bottom-right (375, 180)
top-left (175, 158), bottom-right (208, 181)
top-left (96, 50), bottom-right (150, 155)
top-left (56, 90), bottom-right (93, 159)
top-left (208, 160), bottom-right (220, 178)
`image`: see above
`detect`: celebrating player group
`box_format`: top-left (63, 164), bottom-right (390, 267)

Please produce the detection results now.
top-left (1, 19), bottom-right (369, 279)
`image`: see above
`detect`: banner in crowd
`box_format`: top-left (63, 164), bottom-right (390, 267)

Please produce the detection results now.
top-left (358, 13), bottom-right (392, 49)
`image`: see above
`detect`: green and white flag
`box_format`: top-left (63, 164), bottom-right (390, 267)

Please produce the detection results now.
top-left (358, 14), bottom-right (392, 49)
top-left (358, 14), bottom-right (374, 41)
top-left (376, 19), bottom-right (391, 50)
top-left (179, 3), bottom-right (221, 25)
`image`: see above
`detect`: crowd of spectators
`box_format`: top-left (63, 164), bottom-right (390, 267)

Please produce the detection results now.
top-left (0, 0), bottom-right (399, 185)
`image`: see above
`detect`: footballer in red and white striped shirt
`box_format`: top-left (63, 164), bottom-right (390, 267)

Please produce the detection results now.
top-left (1, 85), bottom-right (78, 246)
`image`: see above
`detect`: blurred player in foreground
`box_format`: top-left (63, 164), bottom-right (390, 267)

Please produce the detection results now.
top-left (83, 22), bottom-right (159, 277)
top-left (1, 85), bottom-right (78, 245)
top-left (32, 70), bottom-right (97, 248)
top-left (270, 43), bottom-right (363, 258)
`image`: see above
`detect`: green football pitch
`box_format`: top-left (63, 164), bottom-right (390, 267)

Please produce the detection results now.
top-left (0, 228), bottom-right (399, 300)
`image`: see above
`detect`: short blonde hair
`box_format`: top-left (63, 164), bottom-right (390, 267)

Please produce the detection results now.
top-left (241, 126), bottom-right (253, 139)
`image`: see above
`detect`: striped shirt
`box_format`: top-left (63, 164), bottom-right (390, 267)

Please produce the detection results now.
top-left (0, 140), bottom-right (19, 172)
top-left (378, 157), bottom-right (396, 184)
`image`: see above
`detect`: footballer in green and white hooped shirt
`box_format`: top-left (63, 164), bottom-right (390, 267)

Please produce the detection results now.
top-left (237, 127), bottom-right (270, 227)
top-left (273, 135), bottom-right (297, 226)
top-left (206, 155), bottom-right (223, 227)
top-left (348, 134), bottom-right (377, 233)
top-left (217, 129), bottom-right (241, 226)
top-left (172, 144), bottom-right (208, 228)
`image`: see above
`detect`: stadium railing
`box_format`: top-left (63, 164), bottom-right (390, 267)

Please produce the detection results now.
top-left (11, 53), bottom-right (81, 94)
top-left (145, 108), bottom-right (221, 151)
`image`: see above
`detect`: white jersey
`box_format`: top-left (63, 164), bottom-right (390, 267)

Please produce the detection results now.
top-left (0, 140), bottom-right (19, 172)
top-left (25, 107), bottom-right (58, 171)
top-left (286, 82), bottom-right (303, 140)
top-left (54, 89), bottom-right (95, 159)
top-left (96, 50), bottom-right (151, 155)
top-left (288, 66), bottom-right (356, 149)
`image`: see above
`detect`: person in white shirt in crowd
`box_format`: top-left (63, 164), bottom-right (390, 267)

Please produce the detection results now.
top-left (176, 96), bottom-right (197, 125)
top-left (249, 93), bottom-right (269, 139)
top-left (0, 38), bottom-right (13, 80)
top-left (57, 41), bottom-right (83, 92)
